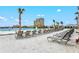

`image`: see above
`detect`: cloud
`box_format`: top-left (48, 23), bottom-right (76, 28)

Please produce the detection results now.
top-left (57, 9), bottom-right (61, 12)
top-left (15, 18), bottom-right (18, 22)
top-left (0, 16), bottom-right (7, 21)
top-left (37, 14), bottom-right (45, 17)
top-left (41, 14), bottom-right (45, 17)
top-left (37, 14), bottom-right (41, 17)
top-left (10, 16), bottom-right (14, 19)
top-left (14, 18), bottom-right (28, 23)
top-left (10, 17), bottom-right (18, 22)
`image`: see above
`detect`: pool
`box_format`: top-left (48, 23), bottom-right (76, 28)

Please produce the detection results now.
top-left (0, 28), bottom-right (47, 31)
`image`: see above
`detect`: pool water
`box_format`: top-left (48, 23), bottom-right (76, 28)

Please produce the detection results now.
top-left (0, 28), bottom-right (47, 31)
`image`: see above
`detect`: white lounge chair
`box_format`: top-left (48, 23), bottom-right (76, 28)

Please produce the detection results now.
top-left (47, 30), bottom-right (69, 42)
top-left (47, 29), bottom-right (74, 44)
top-left (15, 31), bottom-right (24, 39)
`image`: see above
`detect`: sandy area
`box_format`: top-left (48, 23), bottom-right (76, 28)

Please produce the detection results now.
top-left (0, 29), bottom-right (79, 53)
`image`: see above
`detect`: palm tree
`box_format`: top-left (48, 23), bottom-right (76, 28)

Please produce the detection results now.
top-left (75, 16), bottom-right (78, 27)
top-left (53, 19), bottom-right (55, 29)
top-left (60, 21), bottom-right (63, 26)
top-left (75, 7), bottom-right (79, 29)
top-left (56, 22), bottom-right (59, 29)
top-left (18, 8), bottom-right (25, 31)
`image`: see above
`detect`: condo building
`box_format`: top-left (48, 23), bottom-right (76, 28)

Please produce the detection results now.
top-left (34, 18), bottom-right (44, 28)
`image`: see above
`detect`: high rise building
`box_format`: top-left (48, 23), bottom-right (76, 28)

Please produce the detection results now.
top-left (34, 18), bottom-right (44, 28)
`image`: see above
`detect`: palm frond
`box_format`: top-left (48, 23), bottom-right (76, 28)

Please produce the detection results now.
top-left (18, 8), bottom-right (21, 12)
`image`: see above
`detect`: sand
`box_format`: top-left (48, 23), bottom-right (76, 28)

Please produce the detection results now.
top-left (0, 29), bottom-right (79, 53)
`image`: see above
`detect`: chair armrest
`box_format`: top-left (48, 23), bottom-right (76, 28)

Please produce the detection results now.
top-left (47, 36), bottom-right (53, 39)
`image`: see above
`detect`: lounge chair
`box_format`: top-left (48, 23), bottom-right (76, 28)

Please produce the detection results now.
top-left (40, 29), bottom-right (44, 34)
top-left (43, 30), bottom-right (49, 33)
top-left (47, 29), bottom-right (74, 44)
top-left (24, 31), bottom-right (31, 37)
top-left (47, 30), bottom-right (69, 42)
top-left (15, 31), bottom-right (24, 39)
top-left (31, 30), bottom-right (37, 36)
top-left (33, 30), bottom-right (37, 34)
top-left (61, 28), bottom-right (74, 44)
top-left (50, 28), bottom-right (55, 32)
top-left (37, 30), bottom-right (42, 34)
top-left (32, 30), bottom-right (42, 35)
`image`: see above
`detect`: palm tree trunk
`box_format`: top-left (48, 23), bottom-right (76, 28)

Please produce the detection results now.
top-left (62, 24), bottom-right (63, 29)
top-left (19, 14), bottom-right (21, 31)
top-left (54, 23), bottom-right (55, 29)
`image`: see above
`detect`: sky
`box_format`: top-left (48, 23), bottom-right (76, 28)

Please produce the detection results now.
top-left (0, 6), bottom-right (77, 26)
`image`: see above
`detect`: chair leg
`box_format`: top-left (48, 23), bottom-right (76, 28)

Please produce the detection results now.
top-left (65, 39), bottom-right (70, 45)
top-left (47, 37), bottom-right (53, 42)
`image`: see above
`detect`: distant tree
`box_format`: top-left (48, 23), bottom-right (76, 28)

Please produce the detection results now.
top-left (60, 21), bottom-right (63, 26)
